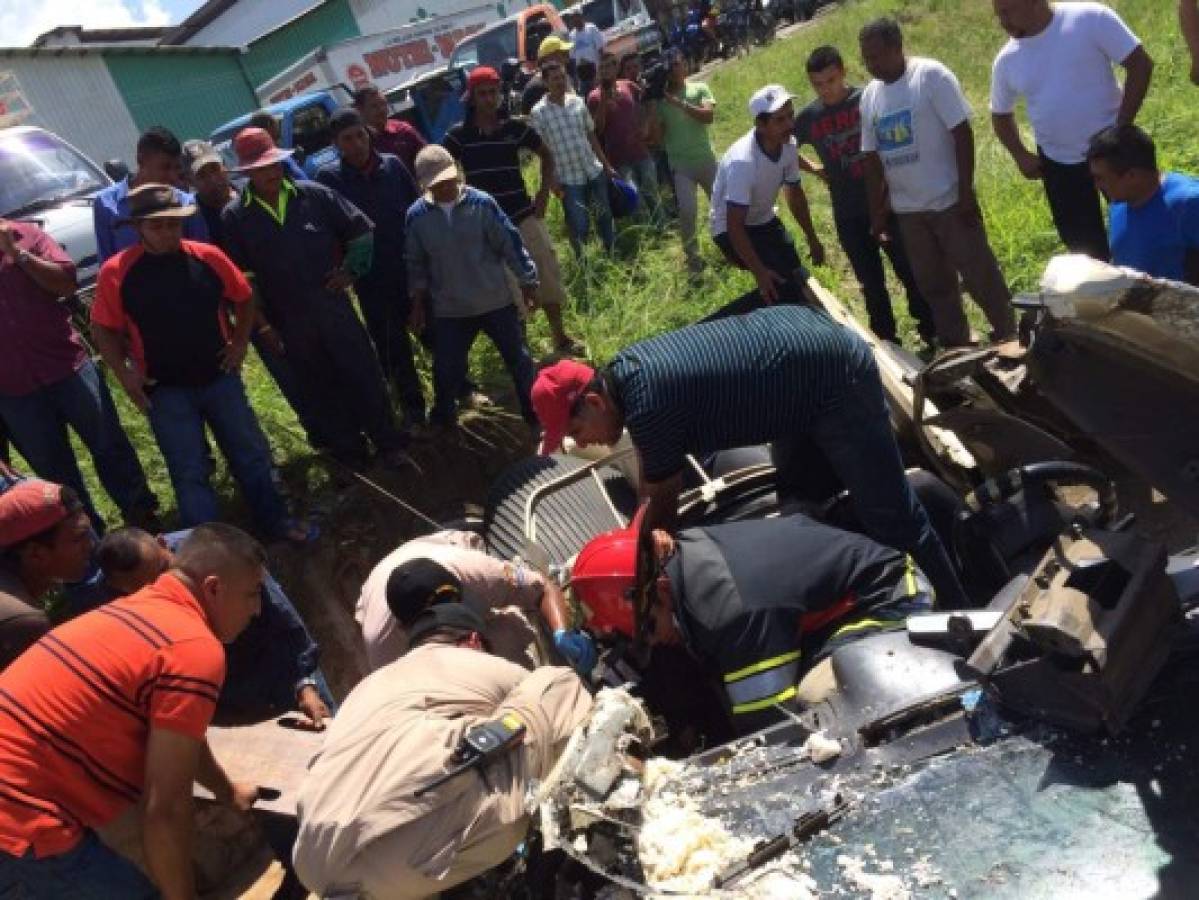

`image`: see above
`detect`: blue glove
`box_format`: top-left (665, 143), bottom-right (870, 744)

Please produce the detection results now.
top-left (554, 629), bottom-right (598, 676)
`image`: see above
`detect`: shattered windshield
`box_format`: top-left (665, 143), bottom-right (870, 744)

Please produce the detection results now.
top-left (0, 130), bottom-right (107, 218)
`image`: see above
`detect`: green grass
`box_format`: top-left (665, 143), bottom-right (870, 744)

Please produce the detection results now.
top-left (29, 0), bottom-right (1192, 530)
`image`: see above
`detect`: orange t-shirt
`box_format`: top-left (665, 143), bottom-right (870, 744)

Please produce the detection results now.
top-left (0, 573), bottom-right (224, 857)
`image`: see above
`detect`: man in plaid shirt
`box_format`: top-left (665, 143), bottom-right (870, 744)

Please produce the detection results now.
top-left (531, 60), bottom-right (618, 254)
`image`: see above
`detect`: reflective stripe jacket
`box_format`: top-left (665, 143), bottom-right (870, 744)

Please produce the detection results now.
top-left (665, 513), bottom-right (930, 725)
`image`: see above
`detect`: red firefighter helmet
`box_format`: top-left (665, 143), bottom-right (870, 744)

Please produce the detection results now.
top-left (571, 506), bottom-right (652, 638)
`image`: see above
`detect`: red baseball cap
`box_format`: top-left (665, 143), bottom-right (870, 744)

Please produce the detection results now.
top-left (0, 480), bottom-right (73, 548)
top-left (467, 66), bottom-right (501, 93)
top-left (532, 359), bottom-right (596, 455)
top-left (231, 127), bottom-right (295, 172)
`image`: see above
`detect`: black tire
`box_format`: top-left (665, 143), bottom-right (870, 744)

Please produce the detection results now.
top-left (484, 455), bottom-right (638, 563)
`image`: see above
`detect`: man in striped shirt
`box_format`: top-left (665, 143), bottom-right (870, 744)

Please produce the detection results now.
top-left (444, 66), bottom-right (582, 354)
top-left (530, 59), bottom-right (618, 254)
top-left (532, 304), bottom-right (967, 608)
top-left (0, 523), bottom-right (263, 899)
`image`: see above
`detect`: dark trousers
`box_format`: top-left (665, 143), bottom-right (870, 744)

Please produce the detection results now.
top-left (252, 331), bottom-right (328, 448)
top-left (356, 276), bottom-right (425, 424)
top-left (1039, 149), bottom-right (1111, 262)
top-left (431, 305), bottom-right (536, 427)
top-left (146, 374), bottom-right (287, 537)
top-left (835, 213), bottom-right (936, 343)
top-left (279, 298), bottom-right (404, 461)
top-left (0, 360), bottom-right (155, 527)
top-left (776, 347), bottom-right (967, 609)
top-left (709, 217), bottom-right (810, 320)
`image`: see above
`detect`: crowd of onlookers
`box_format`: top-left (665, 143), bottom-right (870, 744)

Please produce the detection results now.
top-left (2, 0), bottom-right (1199, 894)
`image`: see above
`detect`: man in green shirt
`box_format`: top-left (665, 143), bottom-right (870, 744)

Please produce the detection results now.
top-left (652, 49), bottom-right (718, 272)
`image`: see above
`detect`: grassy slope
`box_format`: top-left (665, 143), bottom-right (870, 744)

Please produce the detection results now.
top-left (40, 0), bottom-right (1190, 527)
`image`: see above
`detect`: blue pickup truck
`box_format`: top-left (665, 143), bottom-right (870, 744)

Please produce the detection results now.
top-left (209, 71), bottom-right (469, 174)
top-left (209, 92), bottom-right (343, 177)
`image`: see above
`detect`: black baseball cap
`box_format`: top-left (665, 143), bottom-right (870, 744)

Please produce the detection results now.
top-left (386, 558), bottom-right (464, 626)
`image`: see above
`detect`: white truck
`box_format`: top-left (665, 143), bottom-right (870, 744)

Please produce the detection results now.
top-left (256, 4), bottom-right (501, 104)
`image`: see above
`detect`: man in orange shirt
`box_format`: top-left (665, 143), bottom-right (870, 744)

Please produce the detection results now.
top-left (0, 523), bottom-right (263, 899)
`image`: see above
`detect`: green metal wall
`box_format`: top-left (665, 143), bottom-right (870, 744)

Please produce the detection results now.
top-left (240, 0), bottom-right (362, 88)
top-left (105, 52), bottom-right (259, 141)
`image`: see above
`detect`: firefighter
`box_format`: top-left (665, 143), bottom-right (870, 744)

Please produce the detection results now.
top-left (571, 507), bottom-right (931, 735)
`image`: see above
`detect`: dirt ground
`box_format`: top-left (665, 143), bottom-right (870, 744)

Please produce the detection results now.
top-left (268, 411), bottom-right (536, 701)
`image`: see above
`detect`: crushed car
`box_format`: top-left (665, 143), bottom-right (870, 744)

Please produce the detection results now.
top-left (478, 255), bottom-right (1199, 897)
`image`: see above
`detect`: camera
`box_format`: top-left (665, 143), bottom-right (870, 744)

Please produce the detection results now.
top-left (642, 60), bottom-right (670, 102)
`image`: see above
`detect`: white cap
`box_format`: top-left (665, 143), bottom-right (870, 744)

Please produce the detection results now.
top-left (748, 84), bottom-right (795, 118)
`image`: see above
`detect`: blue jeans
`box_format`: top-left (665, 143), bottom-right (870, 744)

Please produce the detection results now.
top-left (795, 345), bottom-right (966, 609)
top-left (619, 157), bottom-right (661, 221)
top-left (0, 831), bottom-right (157, 899)
top-left (431, 306), bottom-right (536, 427)
top-left (0, 360), bottom-right (154, 527)
top-left (146, 374), bottom-right (287, 537)
top-left (561, 174), bottom-right (615, 254)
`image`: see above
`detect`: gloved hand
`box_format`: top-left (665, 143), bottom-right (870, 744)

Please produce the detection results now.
top-left (553, 629), bottom-right (598, 676)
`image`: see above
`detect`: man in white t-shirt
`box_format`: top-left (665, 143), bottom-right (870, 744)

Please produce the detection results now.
top-left (858, 17), bottom-right (1015, 348)
top-left (990, 0), bottom-right (1154, 261)
top-left (707, 84), bottom-right (826, 316)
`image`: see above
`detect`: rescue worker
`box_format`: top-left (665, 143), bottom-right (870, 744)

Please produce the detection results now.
top-left (532, 303), bottom-right (967, 608)
top-left (292, 601), bottom-right (593, 899)
top-left (572, 508), bottom-right (932, 734)
top-left (356, 530), bottom-right (597, 675)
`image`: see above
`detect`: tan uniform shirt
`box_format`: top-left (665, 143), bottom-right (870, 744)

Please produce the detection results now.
top-left (292, 644), bottom-right (593, 899)
top-left (355, 531), bottom-right (547, 671)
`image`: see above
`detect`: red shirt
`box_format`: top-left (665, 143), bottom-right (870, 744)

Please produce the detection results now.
top-left (0, 222), bottom-right (85, 397)
top-left (92, 240), bottom-right (252, 387)
top-left (371, 120), bottom-right (426, 173)
top-left (588, 80), bottom-right (650, 169)
top-left (0, 573), bottom-right (224, 857)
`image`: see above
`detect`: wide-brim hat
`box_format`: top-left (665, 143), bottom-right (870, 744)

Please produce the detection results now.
top-left (231, 126), bottom-right (295, 172)
top-left (118, 183), bottom-right (196, 225)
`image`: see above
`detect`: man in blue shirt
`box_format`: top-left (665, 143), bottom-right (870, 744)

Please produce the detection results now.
top-left (317, 109), bottom-right (426, 429)
top-left (1088, 124), bottom-right (1199, 284)
top-left (92, 126), bottom-right (208, 263)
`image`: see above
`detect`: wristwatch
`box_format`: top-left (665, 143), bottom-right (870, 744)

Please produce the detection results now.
top-left (294, 676), bottom-right (318, 701)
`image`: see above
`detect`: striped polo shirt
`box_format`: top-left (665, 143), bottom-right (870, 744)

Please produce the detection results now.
top-left (607, 305), bottom-right (868, 483)
top-left (0, 573), bottom-right (224, 857)
top-left (443, 117), bottom-right (543, 225)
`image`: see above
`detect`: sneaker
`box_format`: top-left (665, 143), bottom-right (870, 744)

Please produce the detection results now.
top-left (283, 518), bottom-right (320, 545)
top-left (554, 337), bottom-right (586, 356)
top-left (461, 391), bottom-right (493, 410)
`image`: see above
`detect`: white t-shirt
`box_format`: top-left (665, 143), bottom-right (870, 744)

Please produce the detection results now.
top-left (571, 22), bottom-right (606, 69)
top-left (709, 129), bottom-right (802, 236)
top-left (991, 2), bottom-right (1140, 165)
top-left (859, 57), bottom-right (971, 214)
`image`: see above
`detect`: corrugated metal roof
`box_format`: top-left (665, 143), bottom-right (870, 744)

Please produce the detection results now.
top-left (105, 51), bottom-right (258, 140)
top-left (0, 45), bottom-right (242, 58)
